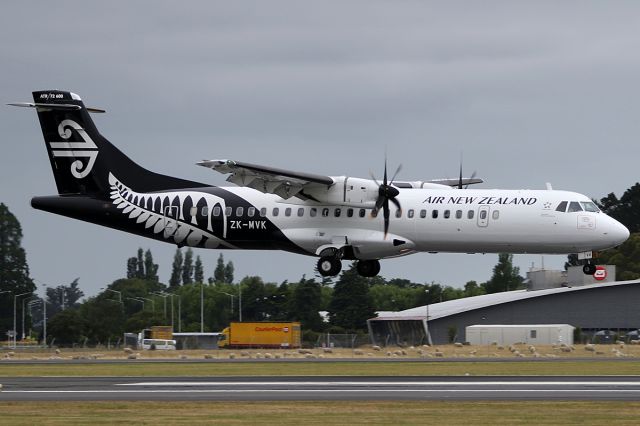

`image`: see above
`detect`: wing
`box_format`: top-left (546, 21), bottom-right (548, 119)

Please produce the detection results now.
top-left (424, 177), bottom-right (484, 187)
top-left (197, 159), bottom-right (334, 200)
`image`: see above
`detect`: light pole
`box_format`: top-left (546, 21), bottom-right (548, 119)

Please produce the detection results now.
top-left (22, 296), bottom-right (39, 340)
top-left (153, 292), bottom-right (169, 321)
top-left (238, 283), bottom-right (242, 322)
top-left (424, 289), bottom-right (432, 346)
top-left (218, 291), bottom-right (235, 315)
top-left (101, 287), bottom-right (123, 312)
top-left (14, 292), bottom-right (30, 348)
top-left (126, 297), bottom-right (144, 310)
top-left (200, 281), bottom-right (204, 333)
top-left (138, 297), bottom-right (155, 312)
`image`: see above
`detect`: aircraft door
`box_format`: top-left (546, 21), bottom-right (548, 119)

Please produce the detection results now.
top-left (163, 205), bottom-right (179, 236)
top-left (477, 206), bottom-right (490, 227)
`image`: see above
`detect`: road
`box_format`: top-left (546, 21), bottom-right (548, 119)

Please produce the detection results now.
top-left (2, 376), bottom-right (640, 401)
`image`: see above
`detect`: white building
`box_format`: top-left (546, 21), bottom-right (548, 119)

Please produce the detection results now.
top-left (465, 324), bottom-right (575, 345)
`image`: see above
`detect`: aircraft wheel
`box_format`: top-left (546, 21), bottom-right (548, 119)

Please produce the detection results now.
top-left (317, 256), bottom-right (342, 277)
top-left (357, 259), bottom-right (381, 277)
top-left (583, 262), bottom-right (597, 275)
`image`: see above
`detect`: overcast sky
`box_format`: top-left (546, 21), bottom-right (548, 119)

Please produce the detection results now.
top-left (1, 1), bottom-right (639, 298)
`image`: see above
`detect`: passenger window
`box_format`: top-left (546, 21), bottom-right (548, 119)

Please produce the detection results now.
top-left (432, 210), bottom-right (438, 219)
top-left (480, 210), bottom-right (487, 220)
top-left (236, 207), bottom-right (244, 216)
top-left (272, 207), bottom-right (279, 217)
top-left (213, 206), bottom-right (221, 217)
top-left (408, 209), bottom-right (414, 218)
top-left (297, 208), bottom-right (304, 217)
top-left (225, 207), bottom-right (232, 216)
top-left (359, 209), bottom-right (366, 218)
top-left (420, 209), bottom-right (427, 218)
top-left (556, 201), bottom-right (568, 212)
top-left (285, 208), bottom-right (292, 217)
top-left (334, 208), bottom-right (341, 217)
top-left (444, 210), bottom-right (450, 219)
top-left (567, 202), bottom-right (583, 212)
top-left (467, 210), bottom-right (474, 219)
top-left (492, 210), bottom-right (500, 220)
top-left (190, 207), bottom-right (198, 217)
top-left (248, 207), bottom-right (255, 217)
top-left (310, 208), bottom-right (317, 217)
top-left (201, 206), bottom-right (209, 216)
top-left (322, 208), bottom-right (330, 217)
top-left (455, 210), bottom-right (462, 219)
top-left (260, 207), bottom-right (267, 217)
top-left (396, 209), bottom-right (402, 218)
top-left (347, 208), bottom-right (354, 218)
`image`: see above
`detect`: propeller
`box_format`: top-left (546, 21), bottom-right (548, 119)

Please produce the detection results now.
top-left (370, 158), bottom-right (402, 238)
top-left (457, 154), bottom-right (477, 189)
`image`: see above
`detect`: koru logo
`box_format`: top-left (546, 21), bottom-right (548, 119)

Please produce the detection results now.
top-left (49, 119), bottom-right (98, 179)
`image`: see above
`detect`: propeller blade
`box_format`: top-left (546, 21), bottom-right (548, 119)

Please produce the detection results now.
top-left (458, 162), bottom-right (463, 189)
top-left (383, 159), bottom-right (388, 186)
top-left (383, 198), bottom-right (390, 238)
top-left (390, 164), bottom-right (403, 185)
top-left (369, 171), bottom-right (380, 187)
top-left (390, 197), bottom-right (402, 212)
top-left (464, 171), bottom-right (477, 189)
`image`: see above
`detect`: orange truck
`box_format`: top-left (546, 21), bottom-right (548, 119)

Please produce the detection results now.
top-left (218, 322), bottom-right (301, 349)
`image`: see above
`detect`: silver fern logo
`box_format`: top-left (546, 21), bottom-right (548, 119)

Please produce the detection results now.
top-left (108, 173), bottom-right (236, 249)
top-left (49, 119), bottom-right (98, 179)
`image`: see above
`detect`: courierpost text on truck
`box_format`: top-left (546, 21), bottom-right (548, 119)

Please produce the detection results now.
top-left (218, 322), bottom-right (301, 349)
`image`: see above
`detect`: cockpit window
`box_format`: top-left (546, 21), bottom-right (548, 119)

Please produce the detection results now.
top-left (567, 202), bottom-right (583, 212)
top-left (556, 201), bottom-right (568, 212)
top-left (580, 201), bottom-right (600, 212)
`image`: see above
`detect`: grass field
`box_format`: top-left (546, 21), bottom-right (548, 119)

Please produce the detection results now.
top-left (1, 401), bottom-right (640, 425)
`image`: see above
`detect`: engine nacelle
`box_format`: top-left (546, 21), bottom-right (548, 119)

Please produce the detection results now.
top-left (304, 176), bottom-right (379, 208)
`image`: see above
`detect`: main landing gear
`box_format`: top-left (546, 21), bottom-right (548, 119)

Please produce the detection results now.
top-left (316, 256), bottom-right (381, 278)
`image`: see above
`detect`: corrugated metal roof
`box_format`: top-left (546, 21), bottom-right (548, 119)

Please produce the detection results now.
top-left (373, 279), bottom-right (640, 321)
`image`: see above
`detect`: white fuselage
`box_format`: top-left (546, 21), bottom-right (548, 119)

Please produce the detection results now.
top-left (222, 186), bottom-right (629, 260)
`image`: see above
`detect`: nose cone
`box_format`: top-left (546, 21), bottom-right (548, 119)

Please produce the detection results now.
top-left (608, 218), bottom-right (630, 246)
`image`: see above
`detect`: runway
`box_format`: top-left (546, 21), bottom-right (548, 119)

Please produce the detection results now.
top-left (2, 376), bottom-right (640, 401)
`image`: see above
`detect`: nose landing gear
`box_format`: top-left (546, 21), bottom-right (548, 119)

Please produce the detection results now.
top-left (582, 261), bottom-right (597, 275)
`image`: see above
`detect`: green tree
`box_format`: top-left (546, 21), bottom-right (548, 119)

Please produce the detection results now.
top-left (289, 277), bottom-right (323, 331)
top-left (463, 280), bottom-right (485, 297)
top-left (136, 248), bottom-right (145, 279)
top-left (213, 254), bottom-right (226, 283)
top-left (126, 257), bottom-right (137, 279)
top-left (483, 253), bottom-right (523, 294)
top-left (144, 249), bottom-right (159, 281)
top-left (0, 203), bottom-right (36, 338)
top-left (328, 263), bottom-right (375, 332)
top-left (598, 183), bottom-right (640, 232)
top-left (194, 255), bottom-right (204, 283)
top-left (224, 261), bottom-right (235, 284)
top-left (45, 278), bottom-right (84, 317)
top-left (182, 248), bottom-right (194, 285)
top-left (169, 248), bottom-right (183, 288)
top-left (596, 233), bottom-right (640, 280)
top-left (47, 309), bottom-right (87, 346)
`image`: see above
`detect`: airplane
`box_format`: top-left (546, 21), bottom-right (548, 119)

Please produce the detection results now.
top-left (9, 90), bottom-right (630, 278)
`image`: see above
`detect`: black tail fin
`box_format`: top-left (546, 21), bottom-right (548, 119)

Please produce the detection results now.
top-left (27, 90), bottom-right (204, 197)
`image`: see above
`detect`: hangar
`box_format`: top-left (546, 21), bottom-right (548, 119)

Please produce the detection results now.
top-left (368, 278), bottom-right (640, 346)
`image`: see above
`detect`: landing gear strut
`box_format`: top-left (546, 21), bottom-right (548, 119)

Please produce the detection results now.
top-left (317, 256), bottom-right (342, 277)
top-left (356, 260), bottom-right (381, 277)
